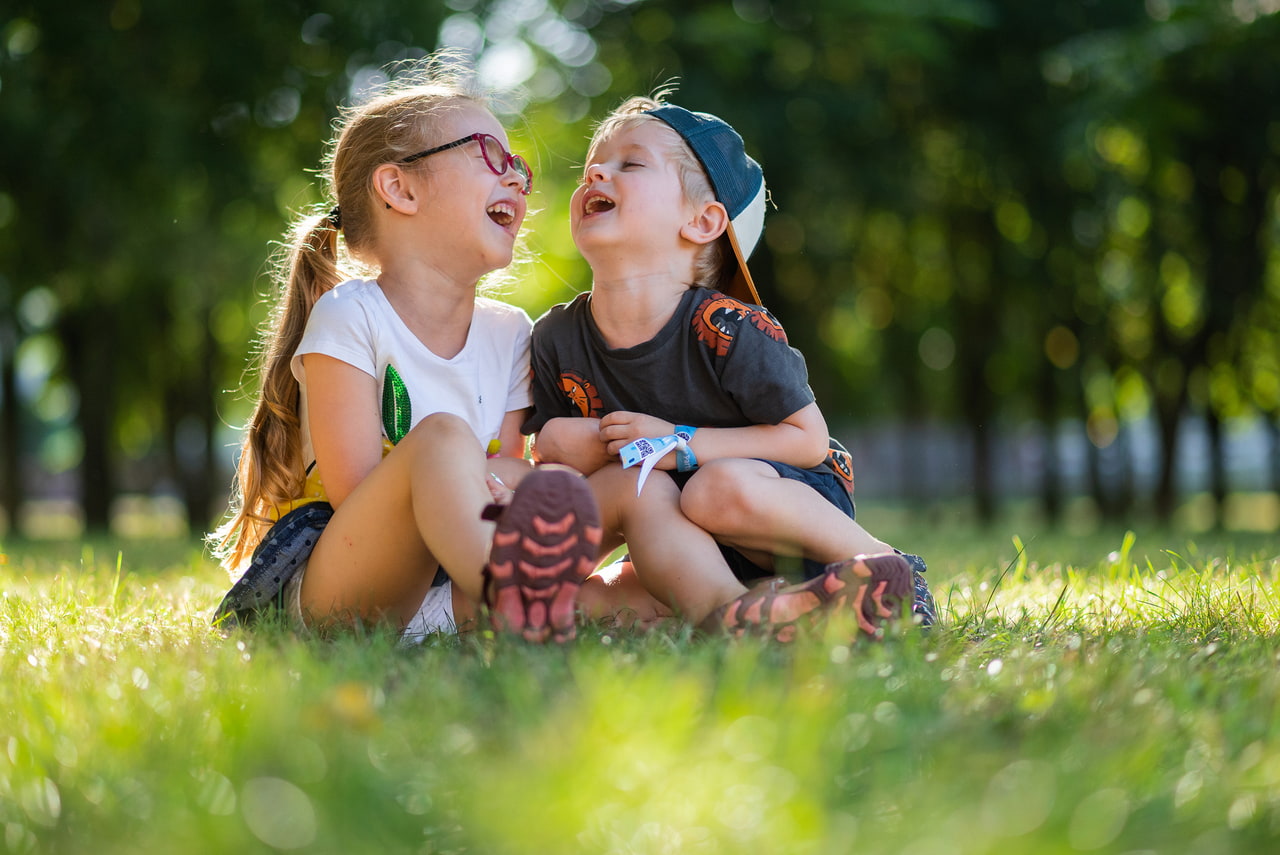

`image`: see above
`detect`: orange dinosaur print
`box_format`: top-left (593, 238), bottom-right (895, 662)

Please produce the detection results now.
top-left (693, 294), bottom-right (787, 356)
top-left (559, 371), bottom-right (604, 418)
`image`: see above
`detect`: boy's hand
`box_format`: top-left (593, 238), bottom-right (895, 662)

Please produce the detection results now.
top-left (600, 412), bottom-right (676, 464)
top-left (532, 417), bottom-right (612, 475)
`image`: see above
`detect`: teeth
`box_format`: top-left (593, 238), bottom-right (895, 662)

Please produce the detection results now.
top-left (487, 202), bottom-right (516, 227)
top-left (584, 195), bottom-right (614, 215)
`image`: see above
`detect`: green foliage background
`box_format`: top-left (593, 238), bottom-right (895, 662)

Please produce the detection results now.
top-left (1, 0), bottom-right (1278, 533)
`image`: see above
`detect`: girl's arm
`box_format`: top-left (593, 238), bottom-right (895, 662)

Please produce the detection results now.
top-left (496, 408), bottom-right (530, 458)
top-left (303, 353), bottom-right (384, 507)
top-left (598, 402), bottom-right (830, 471)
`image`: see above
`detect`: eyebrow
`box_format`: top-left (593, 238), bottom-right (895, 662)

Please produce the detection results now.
top-left (578, 141), bottom-right (656, 173)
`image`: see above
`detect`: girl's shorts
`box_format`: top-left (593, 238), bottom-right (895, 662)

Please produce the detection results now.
top-left (214, 501), bottom-right (455, 641)
top-left (283, 564), bottom-right (455, 644)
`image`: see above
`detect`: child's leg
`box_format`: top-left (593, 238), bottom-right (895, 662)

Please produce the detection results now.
top-left (577, 556), bottom-right (675, 629)
top-left (587, 462), bottom-right (747, 624)
top-left (680, 458), bottom-right (890, 567)
top-left (301, 413), bottom-right (517, 629)
top-left (683, 458), bottom-right (938, 628)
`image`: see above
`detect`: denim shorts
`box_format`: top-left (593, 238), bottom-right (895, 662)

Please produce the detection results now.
top-left (213, 501), bottom-right (454, 639)
top-left (674, 460), bottom-right (855, 582)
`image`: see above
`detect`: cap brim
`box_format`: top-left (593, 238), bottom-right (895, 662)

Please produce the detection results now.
top-left (724, 223), bottom-right (761, 305)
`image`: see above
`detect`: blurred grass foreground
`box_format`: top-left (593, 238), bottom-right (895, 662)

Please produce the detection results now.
top-left (1, 522), bottom-right (1278, 854)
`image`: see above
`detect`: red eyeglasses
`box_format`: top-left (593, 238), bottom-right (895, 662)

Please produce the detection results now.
top-left (400, 132), bottom-right (533, 195)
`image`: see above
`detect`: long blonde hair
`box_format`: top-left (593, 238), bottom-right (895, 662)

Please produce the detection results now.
top-left (212, 59), bottom-right (489, 572)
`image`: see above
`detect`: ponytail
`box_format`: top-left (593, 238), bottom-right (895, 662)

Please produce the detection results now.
top-left (212, 212), bottom-right (343, 571)
top-left (210, 53), bottom-right (489, 572)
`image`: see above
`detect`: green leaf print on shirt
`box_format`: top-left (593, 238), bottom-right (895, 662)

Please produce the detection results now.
top-left (382, 364), bottom-right (411, 445)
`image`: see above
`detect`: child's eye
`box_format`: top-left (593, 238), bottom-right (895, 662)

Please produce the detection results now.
top-left (621, 161), bottom-right (643, 169)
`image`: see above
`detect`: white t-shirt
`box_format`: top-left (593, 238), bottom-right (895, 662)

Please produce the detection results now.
top-left (291, 278), bottom-right (533, 465)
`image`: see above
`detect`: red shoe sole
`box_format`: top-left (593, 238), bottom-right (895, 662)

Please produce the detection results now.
top-left (822, 553), bottom-right (913, 638)
top-left (485, 468), bottom-right (601, 643)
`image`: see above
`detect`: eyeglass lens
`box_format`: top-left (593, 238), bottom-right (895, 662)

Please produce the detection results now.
top-left (479, 135), bottom-right (532, 193)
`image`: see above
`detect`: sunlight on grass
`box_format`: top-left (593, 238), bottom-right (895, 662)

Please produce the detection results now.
top-left (945, 531), bottom-right (1280, 640)
top-left (0, 529), bottom-right (1277, 853)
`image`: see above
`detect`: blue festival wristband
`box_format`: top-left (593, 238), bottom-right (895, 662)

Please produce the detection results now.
top-left (674, 425), bottom-right (698, 472)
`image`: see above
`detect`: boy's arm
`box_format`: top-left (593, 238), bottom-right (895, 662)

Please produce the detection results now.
top-left (599, 402), bottom-right (830, 471)
top-left (530, 417), bottom-right (612, 474)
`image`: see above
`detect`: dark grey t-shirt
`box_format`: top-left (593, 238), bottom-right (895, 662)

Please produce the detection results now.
top-left (524, 287), bottom-right (814, 435)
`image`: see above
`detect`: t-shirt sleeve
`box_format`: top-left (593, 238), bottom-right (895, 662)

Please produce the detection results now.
top-left (291, 288), bottom-right (377, 382)
top-left (505, 309), bottom-right (534, 412)
top-left (718, 310), bottom-right (815, 425)
top-left (522, 310), bottom-right (574, 435)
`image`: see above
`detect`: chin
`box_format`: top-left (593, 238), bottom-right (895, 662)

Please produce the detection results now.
top-left (488, 248), bottom-right (516, 272)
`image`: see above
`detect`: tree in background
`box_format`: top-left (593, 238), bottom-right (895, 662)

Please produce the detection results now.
top-left (0, 0), bottom-right (1276, 535)
top-left (559, 0), bottom-right (1279, 527)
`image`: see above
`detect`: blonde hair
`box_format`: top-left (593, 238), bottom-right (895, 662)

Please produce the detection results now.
top-left (587, 93), bottom-right (731, 290)
top-left (212, 58), bottom-right (490, 572)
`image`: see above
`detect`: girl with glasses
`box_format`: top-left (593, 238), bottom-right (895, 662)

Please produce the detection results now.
top-left (212, 56), bottom-right (667, 643)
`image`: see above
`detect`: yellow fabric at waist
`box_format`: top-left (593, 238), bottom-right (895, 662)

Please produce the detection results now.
top-left (270, 438), bottom-right (395, 519)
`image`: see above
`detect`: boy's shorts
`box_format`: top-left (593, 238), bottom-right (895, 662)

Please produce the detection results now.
top-left (674, 460), bottom-right (854, 583)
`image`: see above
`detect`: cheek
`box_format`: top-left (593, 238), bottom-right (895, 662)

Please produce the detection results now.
top-left (568, 186), bottom-right (587, 223)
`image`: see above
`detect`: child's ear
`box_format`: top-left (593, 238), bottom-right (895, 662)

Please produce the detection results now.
top-left (372, 163), bottom-right (419, 213)
top-left (680, 200), bottom-right (729, 246)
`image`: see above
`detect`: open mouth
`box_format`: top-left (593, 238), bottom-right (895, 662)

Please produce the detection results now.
top-left (487, 201), bottom-right (517, 227)
top-left (583, 194), bottom-right (615, 216)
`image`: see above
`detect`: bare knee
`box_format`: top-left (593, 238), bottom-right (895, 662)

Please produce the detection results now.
top-left (590, 463), bottom-right (679, 525)
top-left (393, 412), bottom-right (482, 461)
top-left (407, 412), bottom-right (475, 444)
top-left (680, 459), bottom-right (761, 534)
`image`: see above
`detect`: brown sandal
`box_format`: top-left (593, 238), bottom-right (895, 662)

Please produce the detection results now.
top-left (482, 467), bottom-right (602, 643)
top-left (700, 552), bottom-right (912, 642)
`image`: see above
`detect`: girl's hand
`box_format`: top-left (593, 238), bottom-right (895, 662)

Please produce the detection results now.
top-left (486, 472), bottom-right (515, 506)
top-left (599, 411), bottom-right (675, 458)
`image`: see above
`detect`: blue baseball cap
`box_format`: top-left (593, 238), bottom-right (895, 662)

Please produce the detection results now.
top-left (646, 105), bottom-right (767, 305)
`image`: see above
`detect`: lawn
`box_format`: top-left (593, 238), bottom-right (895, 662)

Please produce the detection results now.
top-left (1, 512), bottom-right (1278, 854)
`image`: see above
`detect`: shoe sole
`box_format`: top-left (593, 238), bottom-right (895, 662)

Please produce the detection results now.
top-left (485, 468), bottom-right (601, 643)
top-left (821, 553), bottom-right (914, 638)
top-left (712, 552), bottom-right (912, 643)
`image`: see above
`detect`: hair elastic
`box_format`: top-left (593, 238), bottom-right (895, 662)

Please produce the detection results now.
top-left (327, 206), bottom-right (342, 230)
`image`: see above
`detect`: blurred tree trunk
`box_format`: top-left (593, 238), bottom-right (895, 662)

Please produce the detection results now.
top-left (957, 310), bottom-right (997, 525)
top-left (953, 209), bottom-right (998, 526)
top-left (1205, 409), bottom-right (1226, 530)
top-left (1035, 353), bottom-right (1062, 524)
top-left (1152, 388), bottom-right (1186, 523)
top-left (1269, 416), bottom-right (1280, 495)
top-left (1084, 390), bottom-right (1134, 522)
top-left (899, 344), bottom-right (931, 513)
top-left (62, 307), bottom-right (117, 532)
top-left (163, 311), bottom-right (220, 532)
top-left (1115, 425), bottom-right (1136, 514)
top-left (0, 322), bottom-right (19, 528)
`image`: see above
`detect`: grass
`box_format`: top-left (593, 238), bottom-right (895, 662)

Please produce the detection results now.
top-left (1, 517), bottom-right (1278, 854)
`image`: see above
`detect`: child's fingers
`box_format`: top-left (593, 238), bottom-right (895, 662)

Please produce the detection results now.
top-left (486, 473), bottom-right (515, 505)
top-left (599, 410), bottom-right (636, 424)
top-left (598, 421), bottom-right (636, 444)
